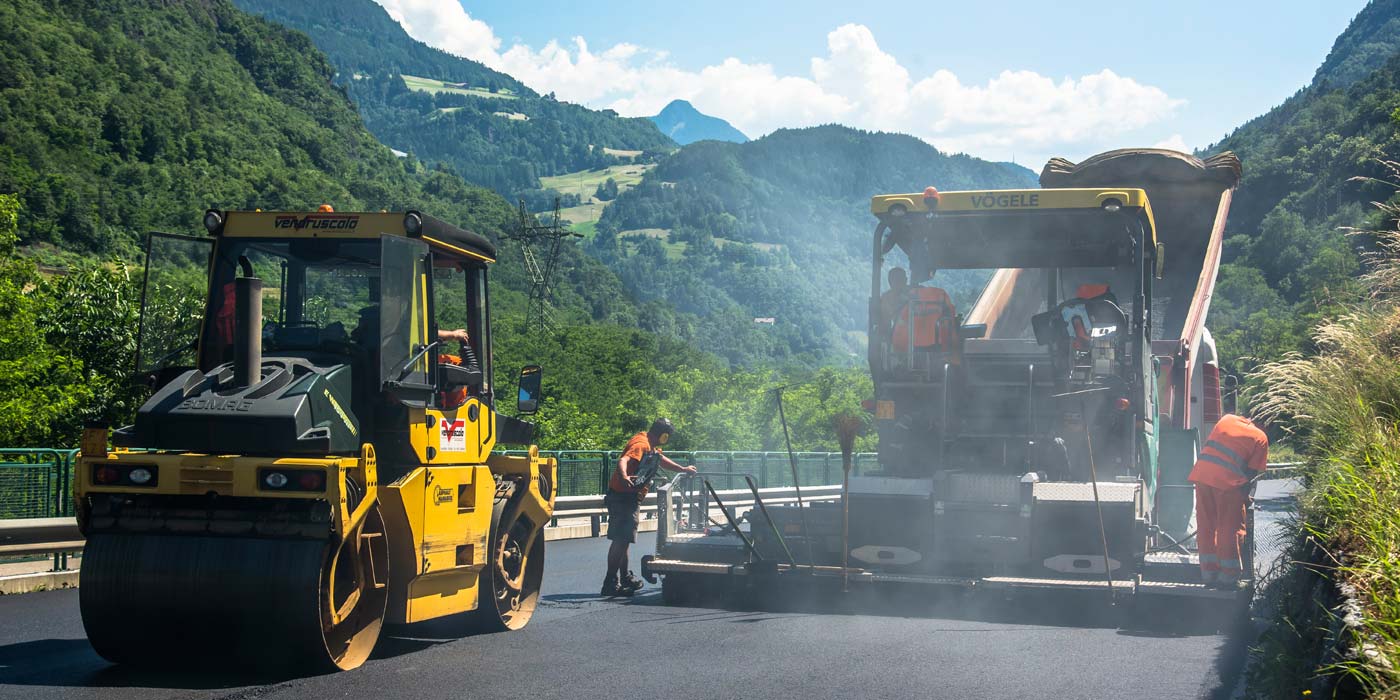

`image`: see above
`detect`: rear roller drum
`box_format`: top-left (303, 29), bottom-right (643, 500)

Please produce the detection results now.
top-left (468, 490), bottom-right (544, 633)
top-left (79, 505), bottom-right (390, 672)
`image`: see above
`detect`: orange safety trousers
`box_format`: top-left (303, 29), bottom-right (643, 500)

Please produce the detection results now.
top-left (1195, 483), bottom-right (1248, 579)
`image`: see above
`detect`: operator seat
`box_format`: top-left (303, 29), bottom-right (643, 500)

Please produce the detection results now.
top-left (1033, 285), bottom-right (1134, 480)
top-left (888, 285), bottom-right (959, 377)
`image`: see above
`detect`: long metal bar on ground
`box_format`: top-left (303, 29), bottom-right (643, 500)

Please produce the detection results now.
top-left (773, 388), bottom-right (815, 566)
top-left (741, 474), bottom-right (798, 566)
top-left (704, 480), bottom-right (763, 561)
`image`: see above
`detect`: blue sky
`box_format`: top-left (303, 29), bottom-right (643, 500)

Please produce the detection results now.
top-left (377, 0), bottom-right (1368, 164)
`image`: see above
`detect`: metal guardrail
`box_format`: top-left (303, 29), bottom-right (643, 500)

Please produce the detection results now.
top-left (498, 451), bottom-right (881, 497)
top-left (551, 483), bottom-right (843, 537)
top-left (0, 449), bottom-right (80, 570)
top-left (0, 517), bottom-right (83, 557)
top-left (0, 483), bottom-right (841, 564)
top-left (0, 459), bottom-right (1306, 572)
top-left (1263, 461), bottom-right (1303, 478)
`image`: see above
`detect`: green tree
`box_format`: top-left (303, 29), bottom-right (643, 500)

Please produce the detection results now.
top-left (593, 177), bottom-right (619, 202)
top-left (0, 195), bottom-right (88, 445)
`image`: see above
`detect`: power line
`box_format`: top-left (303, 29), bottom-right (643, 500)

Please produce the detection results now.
top-left (505, 198), bottom-right (581, 337)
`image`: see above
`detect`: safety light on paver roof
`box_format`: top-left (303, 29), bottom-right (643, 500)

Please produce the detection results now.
top-left (203, 209), bottom-right (223, 234)
top-left (318, 203), bottom-right (335, 212)
top-left (922, 187), bottom-right (940, 216)
top-left (403, 211), bottom-right (423, 235)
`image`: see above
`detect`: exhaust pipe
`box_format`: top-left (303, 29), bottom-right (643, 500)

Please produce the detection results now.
top-left (233, 275), bottom-right (263, 388)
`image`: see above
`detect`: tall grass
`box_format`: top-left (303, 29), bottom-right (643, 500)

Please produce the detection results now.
top-left (1248, 166), bottom-right (1400, 696)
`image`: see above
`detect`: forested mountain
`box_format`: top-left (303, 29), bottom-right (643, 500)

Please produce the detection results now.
top-left (1312, 0), bottom-right (1400, 88)
top-left (1204, 0), bottom-right (1400, 371)
top-left (0, 0), bottom-right (512, 257)
top-left (232, 0), bottom-right (676, 197)
top-left (650, 100), bottom-right (749, 145)
top-left (590, 125), bottom-right (1038, 364)
top-left (230, 0), bottom-right (531, 94)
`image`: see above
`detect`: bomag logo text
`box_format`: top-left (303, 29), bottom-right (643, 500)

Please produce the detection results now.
top-left (177, 397), bottom-right (253, 412)
top-left (273, 215), bottom-right (361, 231)
top-left (969, 193), bottom-right (1040, 209)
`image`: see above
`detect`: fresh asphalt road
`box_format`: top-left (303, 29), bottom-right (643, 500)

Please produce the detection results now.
top-left (0, 480), bottom-right (1298, 700)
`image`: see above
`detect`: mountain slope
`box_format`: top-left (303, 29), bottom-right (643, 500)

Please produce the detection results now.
top-left (1204, 0), bottom-right (1400, 369)
top-left (227, 0), bottom-right (531, 94)
top-left (591, 125), bottom-right (1037, 363)
top-left (1313, 0), bottom-right (1400, 88)
top-left (650, 100), bottom-right (749, 145)
top-left (232, 0), bottom-right (676, 196)
top-left (1217, 0), bottom-right (1400, 236)
top-left (0, 0), bottom-right (515, 255)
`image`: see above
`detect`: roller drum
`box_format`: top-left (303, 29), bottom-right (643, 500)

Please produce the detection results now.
top-left (80, 505), bottom-right (389, 671)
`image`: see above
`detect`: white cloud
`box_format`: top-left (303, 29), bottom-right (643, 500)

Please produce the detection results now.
top-left (371, 1), bottom-right (1184, 163)
top-left (1152, 134), bottom-right (1191, 152)
top-left (373, 0), bottom-right (499, 63)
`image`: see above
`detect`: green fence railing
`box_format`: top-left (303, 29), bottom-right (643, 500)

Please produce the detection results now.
top-left (0, 449), bottom-right (79, 520)
top-left (0, 448), bottom-right (877, 516)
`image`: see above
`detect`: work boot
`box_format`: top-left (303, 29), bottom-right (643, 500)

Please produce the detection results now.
top-left (601, 576), bottom-right (634, 598)
top-left (620, 571), bottom-right (645, 593)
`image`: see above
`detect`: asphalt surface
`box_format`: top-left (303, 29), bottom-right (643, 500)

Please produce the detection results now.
top-left (0, 480), bottom-right (1298, 700)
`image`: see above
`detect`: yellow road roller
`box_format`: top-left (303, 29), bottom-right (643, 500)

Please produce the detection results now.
top-left (75, 209), bottom-right (556, 671)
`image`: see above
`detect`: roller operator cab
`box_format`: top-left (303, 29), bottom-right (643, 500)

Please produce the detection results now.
top-left (75, 209), bottom-right (557, 671)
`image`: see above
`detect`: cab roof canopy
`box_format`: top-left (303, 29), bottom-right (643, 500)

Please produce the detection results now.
top-left (213, 209), bottom-right (497, 263)
top-left (871, 188), bottom-right (1155, 270)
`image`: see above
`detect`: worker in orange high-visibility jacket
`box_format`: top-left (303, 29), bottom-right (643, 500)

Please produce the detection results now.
top-left (1187, 413), bottom-right (1269, 588)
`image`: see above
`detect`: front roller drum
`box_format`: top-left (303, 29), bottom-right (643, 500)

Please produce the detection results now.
top-left (79, 505), bottom-right (390, 672)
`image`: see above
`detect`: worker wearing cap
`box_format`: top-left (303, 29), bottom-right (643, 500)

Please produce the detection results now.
top-left (880, 267), bottom-right (910, 339)
top-left (1187, 413), bottom-right (1269, 588)
top-left (602, 418), bottom-right (696, 598)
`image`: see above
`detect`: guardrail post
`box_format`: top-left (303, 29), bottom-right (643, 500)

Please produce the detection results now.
top-left (57, 450), bottom-right (67, 571)
top-left (48, 450), bottom-right (63, 571)
top-left (600, 453), bottom-right (609, 495)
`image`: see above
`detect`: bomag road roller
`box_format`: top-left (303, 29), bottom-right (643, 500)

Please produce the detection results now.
top-left (75, 209), bottom-right (556, 671)
top-left (644, 150), bottom-right (1251, 611)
